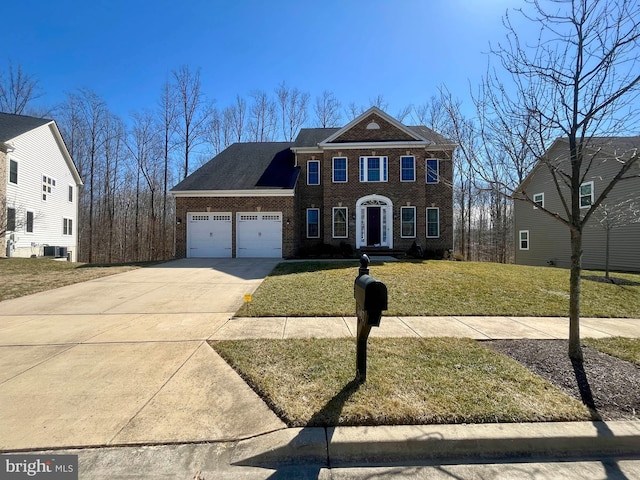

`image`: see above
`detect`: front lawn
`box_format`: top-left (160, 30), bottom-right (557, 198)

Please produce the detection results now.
top-left (210, 337), bottom-right (591, 426)
top-left (236, 261), bottom-right (640, 317)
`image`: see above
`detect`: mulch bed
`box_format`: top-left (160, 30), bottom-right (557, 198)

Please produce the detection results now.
top-left (484, 339), bottom-right (640, 421)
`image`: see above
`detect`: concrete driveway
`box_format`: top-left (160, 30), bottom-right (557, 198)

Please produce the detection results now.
top-left (0, 258), bottom-right (286, 451)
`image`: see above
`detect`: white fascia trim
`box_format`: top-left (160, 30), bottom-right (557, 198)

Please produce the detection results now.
top-left (291, 146), bottom-right (323, 154)
top-left (318, 141), bottom-right (432, 149)
top-left (171, 189), bottom-right (295, 198)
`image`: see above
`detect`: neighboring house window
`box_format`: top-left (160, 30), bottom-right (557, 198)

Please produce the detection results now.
top-left (401, 206), bottom-right (416, 237)
top-left (332, 207), bottom-right (348, 238)
top-left (307, 161), bottom-right (320, 185)
top-left (7, 207), bottom-right (16, 231)
top-left (359, 156), bottom-right (388, 182)
top-left (306, 208), bottom-right (320, 238)
top-left (580, 181), bottom-right (594, 208)
top-left (332, 157), bottom-right (348, 183)
top-left (533, 193), bottom-right (544, 209)
top-left (69, 186), bottom-right (74, 202)
top-left (519, 230), bottom-right (529, 250)
top-left (9, 159), bottom-right (18, 184)
top-left (426, 159), bottom-right (439, 184)
top-left (42, 175), bottom-right (56, 201)
top-left (400, 156), bottom-right (415, 182)
top-left (26, 211), bottom-right (34, 233)
top-left (63, 218), bottom-right (73, 236)
top-left (426, 207), bottom-right (440, 238)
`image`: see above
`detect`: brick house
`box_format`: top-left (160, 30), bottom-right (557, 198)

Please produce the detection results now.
top-left (171, 107), bottom-right (455, 258)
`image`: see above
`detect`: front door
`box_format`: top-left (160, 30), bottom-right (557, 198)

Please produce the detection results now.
top-left (367, 207), bottom-right (381, 245)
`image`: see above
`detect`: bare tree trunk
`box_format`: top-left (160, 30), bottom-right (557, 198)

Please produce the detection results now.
top-left (569, 226), bottom-right (583, 361)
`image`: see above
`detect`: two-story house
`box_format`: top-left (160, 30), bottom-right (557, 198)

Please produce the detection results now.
top-left (514, 136), bottom-right (640, 272)
top-left (171, 107), bottom-right (455, 258)
top-left (1, 113), bottom-right (83, 261)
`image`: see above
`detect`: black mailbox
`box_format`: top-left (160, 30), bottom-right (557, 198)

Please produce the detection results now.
top-left (354, 274), bottom-right (388, 326)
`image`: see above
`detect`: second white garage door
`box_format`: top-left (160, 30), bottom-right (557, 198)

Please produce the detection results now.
top-left (237, 212), bottom-right (283, 258)
top-left (187, 212), bottom-right (232, 258)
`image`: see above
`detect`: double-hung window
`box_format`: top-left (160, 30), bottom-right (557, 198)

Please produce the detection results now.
top-left (26, 211), bottom-right (34, 233)
top-left (359, 156), bottom-right (388, 182)
top-left (426, 159), bottom-right (439, 184)
top-left (307, 208), bottom-right (320, 238)
top-left (400, 156), bottom-right (415, 182)
top-left (580, 182), bottom-right (594, 208)
top-left (519, 230), bottom-right (529, 250)
top-left (332, 157), bottom-right (347, 183)
top-left (533, 193), bottom-right (544, 209)
top-left (9, 159), bottom-right (18, 184)
top-left (426, 207), bottom-right (440, 238)
top-left (63, 218), bottom-right (73, 236)
top-left (307, 161), bottom-right (320, 185)
top-left (68, 186), bottom-right (74, 202)
top-left (401, 206), bottom-right (416, 237)
top-left (332, 207), bottom-right (348, 238)
top-left (7, 207), bottom-right (16, 231)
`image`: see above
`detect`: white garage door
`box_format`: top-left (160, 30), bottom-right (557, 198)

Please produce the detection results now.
top-left (237, 212), bottom-right (282, 258)
top-left (187, 212), bottom-right (232, 258)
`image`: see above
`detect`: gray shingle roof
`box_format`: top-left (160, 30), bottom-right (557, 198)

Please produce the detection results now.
top-left (293, 128), bottom-right (340, 147)
top-left (0, 112), bottom-right (51, 143)
top-left (171, 142), bottom-right (299, 192)
top-left (407, 126), bottom-right (453, 145)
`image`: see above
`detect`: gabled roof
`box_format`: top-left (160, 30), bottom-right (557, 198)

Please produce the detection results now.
top-left (0, 111), bottom-right (83, 186)
top-left (0, 112), bottom-right (51, 143)
top-left (171, 142), bottom-right (299, 195)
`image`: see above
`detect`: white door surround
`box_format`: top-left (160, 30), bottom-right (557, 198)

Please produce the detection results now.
top-left (356, 195), bottom-right (393, 249)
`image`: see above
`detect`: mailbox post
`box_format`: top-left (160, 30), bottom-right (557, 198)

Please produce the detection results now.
top-left (354, 254), bottom-right (388, 382)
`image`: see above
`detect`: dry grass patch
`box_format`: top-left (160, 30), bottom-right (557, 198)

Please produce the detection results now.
top-left (583, 337), bottom-right (640, 366)
top-left (210, 337), bottom-right (590, 426)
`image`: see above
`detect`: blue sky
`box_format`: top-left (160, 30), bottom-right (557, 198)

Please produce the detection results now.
top-left (6, 0), bottom-right (520, 123)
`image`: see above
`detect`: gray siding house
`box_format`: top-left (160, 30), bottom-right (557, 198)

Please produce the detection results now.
top-left (514, 137), bottom-right (640, 273)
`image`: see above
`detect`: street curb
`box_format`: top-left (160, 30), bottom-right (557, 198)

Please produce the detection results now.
top-left (231, 422), bottom-right (640, 468)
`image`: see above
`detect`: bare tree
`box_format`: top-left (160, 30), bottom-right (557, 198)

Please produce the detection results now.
top-left (248, 89), bottom-right (276, 142)
top-left (590, 199), bottom-right (640, 280)
top-left (172, 66), bottom-right (212, 179)
top-left (227, 95), bottom-right (247, 142)
top-left (0, 61), bottom-right (42, 115)
top-left (313, 90), bottom-right (342, 127)
top-left (483, 0), bottom-right (640, 360)
top-left (275, 81), bottom-right (309, 141)
top-left (158, 79), bottom-right (178, 258)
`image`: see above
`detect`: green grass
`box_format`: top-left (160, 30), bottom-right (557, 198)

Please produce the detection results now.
top-left (0, 257), bottom-right (142, 302)
top-left (583, 337), bottom-right (640, 365)
top-left (210, 337), bottom-right (591, 426)
top-left (236, 261), bottom-right (640, 317)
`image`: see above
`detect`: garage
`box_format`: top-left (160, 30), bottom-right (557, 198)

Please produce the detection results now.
top-left (187, 212), bottom-right (232, 258)
top-left (237, 212), bottom-right (283, 258)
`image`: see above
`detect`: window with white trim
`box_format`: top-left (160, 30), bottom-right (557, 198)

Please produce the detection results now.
top-left (307, 161), bottom-right (320, 185)
top-left (426, 207), bottom-right (440, 238)
top-left (533, 193), bottom-right (544, 209)
top-left (26, 211), bottom-right (34, 233)
top-left (400, 156), bottom-right (415, 182)
top-left (359, 156), bottom-right (388, 182)
top-left (519, 230), bottom-right (529, 250)
top-left (7, 207), bottom-right (16, 231)
top-left (68, 185), bottom-right (74, 202)
top-left (426, 159), bottom-right (439, 184)
top-left (332, 157), bottom-right (347, 183)
top-left (63, 218), bottom-right (73, 236)
top-left (401, 206), bottom-right (416, 237)
top-left (307, 208), bottom-right (320, 238)
top-left (42, 175), bottom-right (56, 201)
top-left (332, 207), bottom-right (348, 238)
top-left (9, 159), bottom-right (18, 184)
top-left (580, 182), bottom-right (594, 208)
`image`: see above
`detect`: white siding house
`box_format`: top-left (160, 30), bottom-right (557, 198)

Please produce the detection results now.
top-left (1, 113), bottom-right (83, 261)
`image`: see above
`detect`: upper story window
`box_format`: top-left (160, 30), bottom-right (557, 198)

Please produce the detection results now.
top-left (332, 157), bottom-right (348, 183)
top-left (332, 207), bottom-right (348, 238)
top-left (359, 156), bottom-right (388, 182)
top-left (426, 159), bottom-right (439, 184)
top-left (400, 156), bottom-right (415, 182)
top-left (307, 160), bottom-right (320, 185)
top-left (68, 186), bottom-right (74, 202)
top-left (401, 206), bottom-right (416, 237)
top-left (533, 193), bottom-right (544, 209)
top-left (42, 175), bottom-right (56, 201)
top-left (307, 208), bottom-right (320, 238)
top-left (426, 207), bottom-right (440, 238)
top-left (580, 182), bottom-right (594, 208)
top-left (9, 159), bottom-right (18, 184)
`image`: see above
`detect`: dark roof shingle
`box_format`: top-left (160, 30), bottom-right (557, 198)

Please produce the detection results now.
top-left (0, 112), bottom-right (51, 143)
